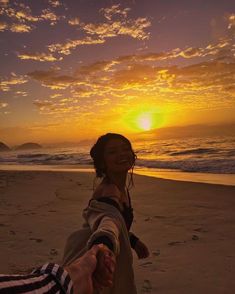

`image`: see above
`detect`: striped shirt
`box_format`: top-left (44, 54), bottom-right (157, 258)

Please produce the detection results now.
top-left (0, 263), bottom-right (73, 293)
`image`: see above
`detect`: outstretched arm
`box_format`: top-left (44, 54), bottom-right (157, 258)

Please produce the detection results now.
top-left (0, 245), bottom-right (115, 294)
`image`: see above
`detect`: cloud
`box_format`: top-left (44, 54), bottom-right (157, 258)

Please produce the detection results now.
top-left (0, 74), bottom-right (28, 91)
top-left (48, 4), bottom-right (151, 57)
top-left (167, 61), bottom-right (235, 90)
top-left (0, 102), bottom-right (8, 108)
top-left (28, 70), bottom-right (77, 89)
top-left (33, 98), bottom-right (80, 115)
top-left (33, 99), bottom-right (54, 110)
top-left (48, 0), bottom-right (62, 8)
top-left (100, 4), bottom-right (130, 21)
top-left (10, 23), bottom-right (32, 32)
top-left (82, 5), bottom-right (151, 41)
top-left (50, 93), bottom-right (62, 99)
top-left (115, 36), bottom-right (233, 64)
top-left (48, 36), bottom-right (105, 55)
top-left (40, 8), bottom-right (62, 25)
top-left (0, 3), bottom-right (39, 22)
top-left (14, 91), bottom-right (28, 97)
top-left (28, 45), bottom-right (235, 116)
top-left (0, 21), bottom-right (33, 33)
top-left (22, 9), bottom-right (234, 117)
top-left (82, 17), bottom-right (150, 40)
top-left (0, 21), bottom-right (7, 31)
top-left (0, 1), bottom-right (63, 31)
top-left (228, 14), bottom-right (235, 30)
top-left (68, 17), bottom-right (80, 26)
top-left (0, 0), bottom-right (9, 6)
top-left (75, 60), bottom-right (117, 76)
top-left (17, 52), bottom-right (62, 62)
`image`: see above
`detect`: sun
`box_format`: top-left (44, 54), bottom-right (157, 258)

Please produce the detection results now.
top-left (122, 106), bottom-right (165, 132)
top-left (137, 113), bottom-right (152, 131)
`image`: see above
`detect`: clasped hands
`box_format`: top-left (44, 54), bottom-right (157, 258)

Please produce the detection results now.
top-left (65, 244), bottom-right (116, 294)
top-left (65, 240), bottom-right (149, 294)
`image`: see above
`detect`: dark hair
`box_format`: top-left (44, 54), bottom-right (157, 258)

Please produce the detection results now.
top-left (90, 133), bottom-right (136, 187)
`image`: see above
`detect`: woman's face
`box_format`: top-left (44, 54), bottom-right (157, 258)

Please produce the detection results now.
top-left (103, 138), bottom-right (135, 174)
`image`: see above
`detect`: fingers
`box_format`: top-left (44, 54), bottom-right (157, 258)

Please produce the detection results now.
top-left (104, 254), bottom-right (115, 274)
top-left (92, 245), bottom-right (116, 290)
top-left (89, 243), bottom-right (105, 255)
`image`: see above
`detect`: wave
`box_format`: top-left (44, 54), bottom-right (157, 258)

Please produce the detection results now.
top-left (136, 158), bottom-right (235, 174)
top-left (17, 153), bottom-right (48, 158)
top-left (170, 148), bottom-right (217, 156)
top-left (14, 153), bottom-right (91, 165)
top-left (1, 135), bottom-right (235, 174)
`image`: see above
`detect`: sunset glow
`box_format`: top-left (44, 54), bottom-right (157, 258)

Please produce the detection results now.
top-left (0, 1), bottom-right (234, 145)
top-left (137, 113), bottom-right (152, 131)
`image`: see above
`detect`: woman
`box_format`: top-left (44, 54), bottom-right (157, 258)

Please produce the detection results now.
top-left (63, 133), bottom-right (149, 293)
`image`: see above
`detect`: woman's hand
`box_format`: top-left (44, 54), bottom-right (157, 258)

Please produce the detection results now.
top-left (93, 244), bottom-right (116, 291)
top-left (134, 240), bottom-right (150, 259)
top-left (65, 244), bottom-right (116, 294)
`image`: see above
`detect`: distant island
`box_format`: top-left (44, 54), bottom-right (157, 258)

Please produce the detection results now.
top-left (15, 143), bottom-right (42, 151)
top-left (0, 142), bottom-right (11, 152)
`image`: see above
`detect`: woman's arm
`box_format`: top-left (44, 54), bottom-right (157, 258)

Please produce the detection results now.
top-left (87, 215), bottom-right (121, 255)
top-left (0, 245), bottom-right (115, 294)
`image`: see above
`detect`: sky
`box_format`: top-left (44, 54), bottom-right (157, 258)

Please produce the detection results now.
top-left (0, 0), bottom-right (234, 145)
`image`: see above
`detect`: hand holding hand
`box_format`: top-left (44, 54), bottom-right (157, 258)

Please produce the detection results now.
top-left (93, 244), bottom-right (116, 291)
top-left (65, 244), bottom-right (116, 294)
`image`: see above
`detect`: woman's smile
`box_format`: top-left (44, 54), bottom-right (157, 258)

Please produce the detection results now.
top-left (103, 138), bottom-right (134, 173)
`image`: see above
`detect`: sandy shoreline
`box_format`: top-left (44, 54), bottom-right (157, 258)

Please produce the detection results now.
top-left (0, 169), bottom-right (235, 293)
top-left (1, 164), bottom-right (235, 186)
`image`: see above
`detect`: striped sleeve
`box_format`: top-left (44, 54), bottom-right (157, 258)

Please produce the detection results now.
top-left (0, 263), bottom-right (73, 294)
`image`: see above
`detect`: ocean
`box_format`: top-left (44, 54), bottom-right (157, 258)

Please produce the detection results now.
top-left (1, 135), bottom-right (235, 186)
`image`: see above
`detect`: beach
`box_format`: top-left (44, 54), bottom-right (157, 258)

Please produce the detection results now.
top-left (0, 169), bottom-right (235, 294)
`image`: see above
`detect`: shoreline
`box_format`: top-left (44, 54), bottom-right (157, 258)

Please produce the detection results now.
top-left (0, 164), bottom-right (235, 186)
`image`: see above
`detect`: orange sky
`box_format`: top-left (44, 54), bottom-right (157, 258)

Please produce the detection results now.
top-left (0, 0), bottom-right (235, 145)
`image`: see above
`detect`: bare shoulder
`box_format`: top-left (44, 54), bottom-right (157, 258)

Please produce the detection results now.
top-left (93, 183), bottom-right (121, 202)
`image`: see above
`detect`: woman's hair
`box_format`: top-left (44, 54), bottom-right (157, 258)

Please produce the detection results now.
top-left (90, 133), bottom-right (136, 187)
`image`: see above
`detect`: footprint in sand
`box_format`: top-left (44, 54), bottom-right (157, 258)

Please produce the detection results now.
top-left (192, 234), bottom-right (199, 240)
top-left (141, 280), bottom-right (152, 293)
top-left (144, 217), bottom-right (151, 222)
top-left (140, 261), bottom-right (153, 268)
top-left (154, 215), bottom-right (166, 219)
top-left (50, 248), bottom-right (58, 256)
top-left (29, 237), bottom-right (43, 243)
top-left (168, 241), bottom-right (186, 246)
top-left (194, 227), bottom-right (208, 233)
top-left (152, 249), bottom-right (160, 256)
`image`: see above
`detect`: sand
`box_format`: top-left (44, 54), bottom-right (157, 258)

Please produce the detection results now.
top-left (0, 169), bottom-right (235, 294)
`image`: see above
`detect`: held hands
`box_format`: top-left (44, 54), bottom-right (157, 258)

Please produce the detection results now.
top-left (93, 244), bottom-right (116, 291)
top-left (65, 244), bottom-right (116, 294)
top-left (134, 239), bottom-right (150, 259)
